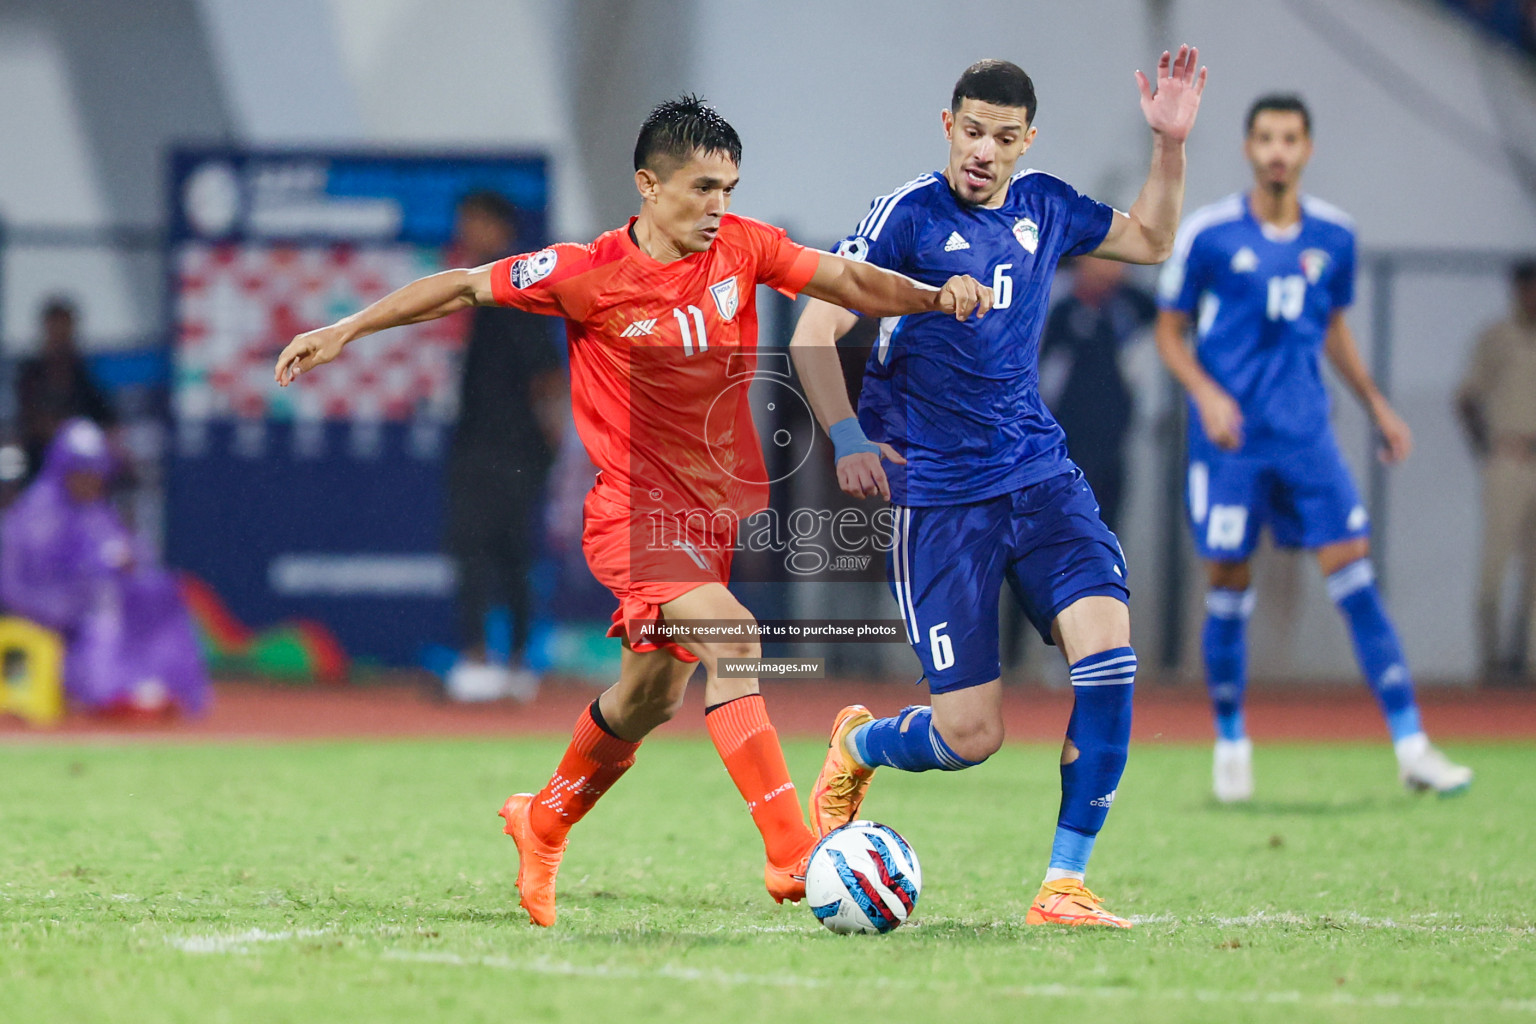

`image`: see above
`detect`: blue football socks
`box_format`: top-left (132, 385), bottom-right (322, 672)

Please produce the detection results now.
top-left (1202, 587), bottom-right (1255, 742)
top-left (849, 705), bottom-right (983, 772)
top-left (1327, 559), bottom-right (1423, 742)
top-left (1049, 647), bottom-right (1136, 877)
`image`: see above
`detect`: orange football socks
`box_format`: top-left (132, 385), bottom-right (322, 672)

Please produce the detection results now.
top-left (705, 694), bottom-right (816, 867)
top-left (528, 702), bottom-right (641, 845)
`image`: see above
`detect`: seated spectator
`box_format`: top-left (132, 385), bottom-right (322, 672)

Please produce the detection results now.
top-left (0, 419), bottom-right (209, 715)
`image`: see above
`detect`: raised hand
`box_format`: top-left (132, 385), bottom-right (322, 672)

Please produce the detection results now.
top-left (1135, 44), bottom-right (1207, 143)
top-left (274, 324), bottom-right (349, 386)
top-left (936, 275), bottom-right (993, 322)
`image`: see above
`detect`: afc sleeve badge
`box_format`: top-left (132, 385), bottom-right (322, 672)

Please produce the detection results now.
top-left (510, 247), bottom-right (559, 289)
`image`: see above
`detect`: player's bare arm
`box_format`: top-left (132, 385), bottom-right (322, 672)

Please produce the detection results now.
top-left (274, 264), bottom-right (498, 385)
top-left (1093, 45), bottom-right (1207, 265)
top-left (1323, 309), bottom-right (1412, 463)
top-left (801, 251), bottom-right (992, 321)
top-left (788, 298), bottom-right (905, 500)
top-left (1155, 308), bottom-right (1244, 450)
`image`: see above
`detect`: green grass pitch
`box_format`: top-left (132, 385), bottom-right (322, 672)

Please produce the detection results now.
top-left (0, 736), bottom-right (1531, 1023)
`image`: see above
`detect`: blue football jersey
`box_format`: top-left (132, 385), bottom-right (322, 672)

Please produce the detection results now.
top-left (836, 170), bottom-right (1114, 506)
top-left (1158, 192), bottom-right (1357, 452)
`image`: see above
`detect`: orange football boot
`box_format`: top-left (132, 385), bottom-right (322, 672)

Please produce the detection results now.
top-left (499, 793), bottom-right (566, 927)
top-left (1025, 877), bottom-right (1132, 928)
top-left (764, 847), bottom-right (811, 904)
top-left (809, 705), bottom-right (877, 838)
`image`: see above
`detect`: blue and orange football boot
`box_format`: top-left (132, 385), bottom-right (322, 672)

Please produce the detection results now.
top-left (808, 705), bottom-right (877, 838)
top-left (1025, 878), bottom-right (1132, 928)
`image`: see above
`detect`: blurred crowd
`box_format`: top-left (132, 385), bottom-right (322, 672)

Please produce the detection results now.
top-left (0, 298), bottom-right (209, 718)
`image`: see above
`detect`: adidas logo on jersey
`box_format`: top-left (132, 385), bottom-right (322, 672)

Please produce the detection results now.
top-left (621, 319), bottom-right (657, 337)
top-left (1230, 247), bottom-right (1258, 273)
top-left (943, 231), bottom-right (970, 252)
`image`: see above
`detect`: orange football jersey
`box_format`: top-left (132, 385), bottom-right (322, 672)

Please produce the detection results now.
top-left (489, 214), bottom-right (820, 525)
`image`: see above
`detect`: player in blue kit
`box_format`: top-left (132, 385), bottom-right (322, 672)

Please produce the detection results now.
top-left (789, 50), bottom-right (1206, 927)
top-left (1154, 94), bottom-right (1473, 801)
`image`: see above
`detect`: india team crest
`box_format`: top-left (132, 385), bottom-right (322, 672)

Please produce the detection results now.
top-left (1300, 248), bottom-right (1330, 284)
top-left (709, 276), bottom-right (739, 321)
top-left (1011, 217), bottom-right (1039, 254)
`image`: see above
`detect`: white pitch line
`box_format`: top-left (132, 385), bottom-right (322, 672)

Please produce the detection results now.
top-left (383, 950), bottom-right (832, 989)
top-left (168, 928), bottom-right (328, 954)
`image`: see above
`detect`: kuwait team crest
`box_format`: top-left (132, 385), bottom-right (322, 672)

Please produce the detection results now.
top-left (709, 276), bottom-right (739, 321)
top-left (1012, 217), bottom-right (1040, 254)
top-left (1300, 248), bottom-right (1330, 284)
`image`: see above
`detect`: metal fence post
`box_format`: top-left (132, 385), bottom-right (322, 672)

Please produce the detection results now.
top-left (0, 212), bottom-right (11, 434)
top-left (1157, 376), bottom-right (1188, 674)
top-left (1368, 255), bottom-right (1394, 591)
top-left (0, 211), bottom-right (7, 357)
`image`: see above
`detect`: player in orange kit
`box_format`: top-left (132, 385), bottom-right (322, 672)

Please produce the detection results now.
top-left (275, 96), bottom-right (990, 926)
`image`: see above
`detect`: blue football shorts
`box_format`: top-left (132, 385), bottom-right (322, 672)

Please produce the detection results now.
top-left (1186, 431), bottom-right (1369, 561)
top-left (887, 467), bottom-right (1129, 693)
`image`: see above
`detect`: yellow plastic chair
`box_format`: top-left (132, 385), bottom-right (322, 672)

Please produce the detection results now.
top-left (0, 617), bottom-right (64, 727)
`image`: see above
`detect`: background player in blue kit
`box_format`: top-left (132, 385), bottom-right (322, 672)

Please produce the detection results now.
top-left (789, 50), bottom-right (1206, 928)
top-left (1154, 94), bottom-right (1473, 802)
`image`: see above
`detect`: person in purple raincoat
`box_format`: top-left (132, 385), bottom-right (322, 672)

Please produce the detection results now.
top-left (0, 419), bottom-right (210, 715)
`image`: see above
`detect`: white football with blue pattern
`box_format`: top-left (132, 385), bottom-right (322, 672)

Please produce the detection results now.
top-left (805, 820), bottom-right (922, 934)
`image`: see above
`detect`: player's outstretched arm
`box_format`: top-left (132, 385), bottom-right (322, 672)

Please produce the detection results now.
top-left (274, 265), bottom-right (498, 385)
top-left (788, 298), bottom-right (905, 500)
top-left (801, 252), bottom-right (992, 321)
top-left (1155, 309), bottom-right (1243, 450)
top-left (1093, 45), bottom-right (1207, 265)
top-left (1323, 311), bottom-right (1413, 463)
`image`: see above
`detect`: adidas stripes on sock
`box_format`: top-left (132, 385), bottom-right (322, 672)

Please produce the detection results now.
top-left (1203, 587), bottom-right (1255, 742)
top-left (1327, 559), bottom-right (1424, 743)
top-left (849, 705), bottom-right (984, 773)
top-left (1049, 647), bottom-right (1136, 877)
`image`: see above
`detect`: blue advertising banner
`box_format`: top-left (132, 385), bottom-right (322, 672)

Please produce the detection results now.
top-left (166, 149), bottom-right (549, 666)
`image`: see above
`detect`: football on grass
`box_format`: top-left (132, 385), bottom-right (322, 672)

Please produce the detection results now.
top-left (805, 821), bottom-right (922, 934)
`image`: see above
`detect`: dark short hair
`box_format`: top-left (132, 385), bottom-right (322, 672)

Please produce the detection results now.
top-left (633, 94), bottom-right (742, 175)
top-left (951, 60), bottom-right (1037, 124)
top-left (1246, 94), bottom-right (1311, 136)
top-left (1513, 260), bottom-right (1536, 287)
top-left (457, 190), bottom-right (519, 229)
